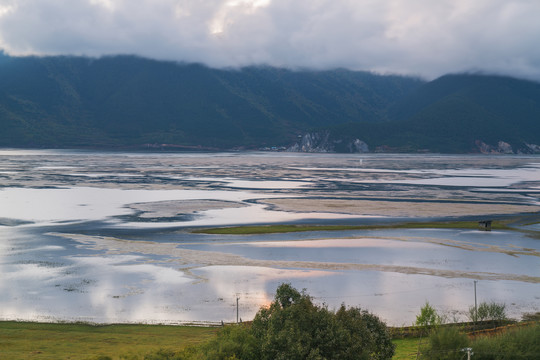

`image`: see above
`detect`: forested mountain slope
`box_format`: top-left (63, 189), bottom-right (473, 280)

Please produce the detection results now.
top-left (0, 53), bottom-right (421, 149)
top-left (319, 74), bottom-right (540, 153)
top-left (1, 53), bottom-right (539, 153)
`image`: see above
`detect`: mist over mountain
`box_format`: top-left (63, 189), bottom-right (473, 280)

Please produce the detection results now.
top-left (1, 53), bottom-right (539, 153)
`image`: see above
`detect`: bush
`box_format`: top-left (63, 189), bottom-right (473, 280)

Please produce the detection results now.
top-left (195, 324), bottom-right (258, 360)
top-left (469, 301), bottom-right (507, 322)
top-left (472, 323), bottom-right (540, 360)
top-left (420, 327), bottom-right (469, 360)
top-left (418, 323), bottom-right (540, 360)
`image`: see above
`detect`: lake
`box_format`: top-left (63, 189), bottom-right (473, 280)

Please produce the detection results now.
top-left (0, 150), bottom-right (539, 326)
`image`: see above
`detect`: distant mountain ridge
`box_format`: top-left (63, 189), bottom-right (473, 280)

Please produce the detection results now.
top-left (0, 54), bottom-right (421, 149)
top-left (289, 74), bottom-right (540, 153)
top-left (1, 53), bottom-right (539, 153)
top-left (387, 74), bottom-right (540, 152)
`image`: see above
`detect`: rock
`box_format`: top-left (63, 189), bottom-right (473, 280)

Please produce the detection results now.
top-left (288, 132), bottom-right (370, 153)
top-left (525, 143), bottom-right (540, 153)
top-left (497, 141), bottom-right (513, 154)
top-left (475, 140), bottom-right (493, 154)
top-left (475, 140), bottom-right (514, 154)
top-left (350, 139), bottom-right (369, 153)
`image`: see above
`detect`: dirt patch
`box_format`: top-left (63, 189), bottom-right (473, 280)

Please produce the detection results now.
top-left (128, 200), bottom-right (246, 218)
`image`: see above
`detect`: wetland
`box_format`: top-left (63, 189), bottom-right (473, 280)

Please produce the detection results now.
top-left (0, 150), bottom-right (539, 326)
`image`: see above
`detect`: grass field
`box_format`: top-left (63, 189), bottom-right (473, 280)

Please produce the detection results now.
top-left (193, 220), bottom-right (512, 235)
top-left (391, 338), bottom-right (422, 360)
top-left (0, 321), bottom-right (217, 359)
top-left (0, 321), bottom-right (420, 359)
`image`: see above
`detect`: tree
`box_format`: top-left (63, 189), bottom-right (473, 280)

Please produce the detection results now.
top-left (334, 305), bottom-right (395, 360)
top-left (415, 302), bottom-right (442, 329)
top-left (181, 283), bottom-right (395, 360)
top-left (252, 283), bottom-right (394, 360)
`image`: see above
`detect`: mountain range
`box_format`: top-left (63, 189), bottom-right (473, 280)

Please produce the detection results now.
top-left (1, 52), bottom-right (539, 153)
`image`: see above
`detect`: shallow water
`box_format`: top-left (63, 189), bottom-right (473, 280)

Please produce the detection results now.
top-left (0, 150), bottom-right (539, 325)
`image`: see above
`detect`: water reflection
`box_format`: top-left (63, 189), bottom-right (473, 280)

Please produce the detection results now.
top-left (0, 150), bottom-right (539, 325)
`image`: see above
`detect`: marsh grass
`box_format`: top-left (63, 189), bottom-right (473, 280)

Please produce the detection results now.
top-left (0, 321), bottom-right (217, 359)
top-left (193, 220), bottom-right (513, 235)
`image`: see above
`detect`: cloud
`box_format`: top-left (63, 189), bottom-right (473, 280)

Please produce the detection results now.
top-left (0, 0), bottom-right (539, 80)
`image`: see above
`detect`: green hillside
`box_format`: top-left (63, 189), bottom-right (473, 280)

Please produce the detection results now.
top-left (388, 74), bottom-right (540, 152)
top-left (324, 74), bottom-right (540, 153)
top-left (0, 53), bottom-right (421, 149)
top-left (1, 52), bottom-right (539, 153)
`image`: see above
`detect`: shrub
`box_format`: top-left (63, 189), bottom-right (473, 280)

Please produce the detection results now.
top-left (196, 324), bottom-right (258, 360)
top-left (420, 327), bottom-right (469, 360)
top-left (418, 323), bottom-right (540, 360)
top-left (469, 301), bottom-right (507, 322)
top-left (472, 323), bottom-right (540, 360)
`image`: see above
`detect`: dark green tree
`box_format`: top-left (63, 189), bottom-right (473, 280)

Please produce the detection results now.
top-left (334, 305), bottom-right (395, 360)
top-left (252, 283), bottom-right (394, 360)
top-left (176, 283), bottom-right (394, 359)
top-left (251, 284), bottom-right (341, 360)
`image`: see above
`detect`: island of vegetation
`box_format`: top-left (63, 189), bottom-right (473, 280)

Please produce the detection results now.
top-left (192, 220), bottom-right (514, 235)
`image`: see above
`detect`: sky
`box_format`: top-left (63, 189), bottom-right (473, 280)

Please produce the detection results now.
top-left (0, 0), bottom-right (539, 80)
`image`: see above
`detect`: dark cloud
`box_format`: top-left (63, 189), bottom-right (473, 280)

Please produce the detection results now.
top-left (1, 0), bottom-right (539, 80)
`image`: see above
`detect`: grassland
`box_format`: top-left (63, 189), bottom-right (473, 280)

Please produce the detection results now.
top-left (192, 220), bottom-right (513, 235)
top-left (0, 321), bottom-right (217, 359)
top-left (0, 321), bottom-right (420, 359)
top-left (391, 338), bottom-right (421, 360)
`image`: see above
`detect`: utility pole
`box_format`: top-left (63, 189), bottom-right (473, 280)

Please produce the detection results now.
top-left (474, 280), bottom-right (478, 327)
top-left (236, 297), bottom-right (239, 323)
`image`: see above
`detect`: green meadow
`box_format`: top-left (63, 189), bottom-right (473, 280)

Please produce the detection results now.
top-left (0, 321), bottom-right (420, 360)
top-left (0, 321), bottom-right (217, 360)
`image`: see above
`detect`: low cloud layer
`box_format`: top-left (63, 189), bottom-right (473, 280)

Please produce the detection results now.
top-left (1, 0), bottom-right (539, 80)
